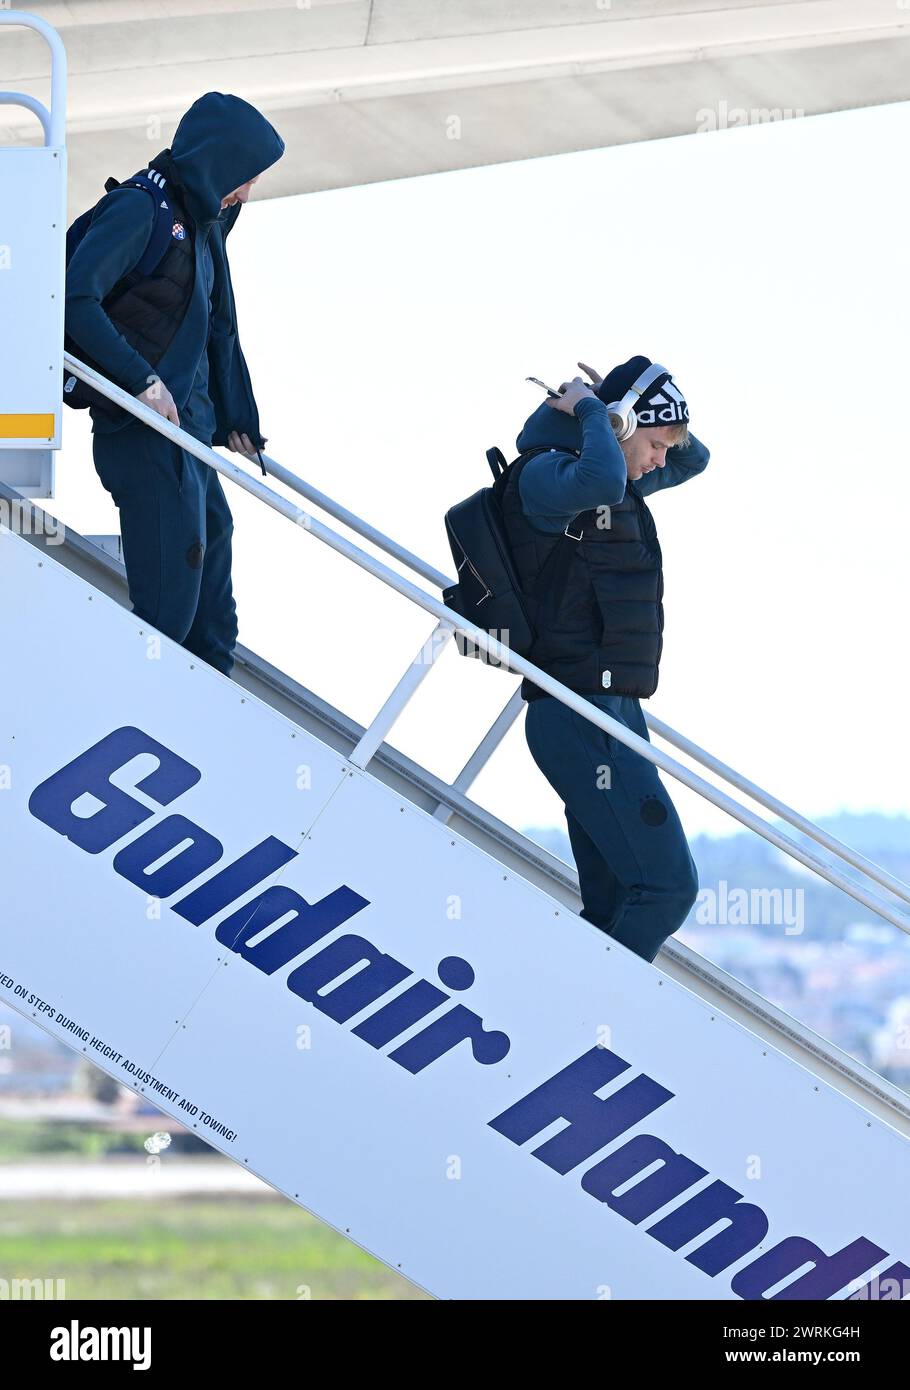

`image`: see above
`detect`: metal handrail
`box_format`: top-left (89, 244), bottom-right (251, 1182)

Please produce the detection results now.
top-left (0, 12), bottom-right (68, 149)
top-left (645, 714), bottom-right (910, 908)
top-left (62, 351), bottom-right (910, 937)
top-left (0, 92), bottom-right (50, 144)
top-left (260, 451), bottom-right (451, 591)
top-left (252, 419), bottom-right (910, 911)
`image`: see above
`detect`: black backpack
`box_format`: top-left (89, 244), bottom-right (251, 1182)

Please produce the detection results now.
top-left (63, 170), bottom-right (178, 411)
top-left (443, 445), bottom-right (565, 673)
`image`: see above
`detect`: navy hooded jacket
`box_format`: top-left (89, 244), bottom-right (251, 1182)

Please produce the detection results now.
top-left (64, 92), bottom-right (285, 444)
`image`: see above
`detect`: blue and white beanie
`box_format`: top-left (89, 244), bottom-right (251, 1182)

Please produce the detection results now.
top-left (595, 354), bottom-right (689, 428)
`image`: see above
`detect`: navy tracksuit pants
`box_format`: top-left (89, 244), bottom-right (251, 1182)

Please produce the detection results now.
top-left (525, 693), bottom-right (699, 963)
top-left (93, 419), bottom-right (238, 675)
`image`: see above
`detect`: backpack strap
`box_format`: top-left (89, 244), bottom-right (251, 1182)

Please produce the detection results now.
top-left (91, 170), bottom-right (176, 282)
top-left (490, 443), bottom-right (578, 490)
top-left (120, 170), bottom-right (178, 277)
top-left (512, 443), bottom-right (582, 470)
top-left (486, 447), bottom-right (508, 480)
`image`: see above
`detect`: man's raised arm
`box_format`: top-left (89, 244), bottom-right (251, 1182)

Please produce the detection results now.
top-left (635, 433), bottom-right (710, 496)
top-left (518, 380), bottom-right (628, 531)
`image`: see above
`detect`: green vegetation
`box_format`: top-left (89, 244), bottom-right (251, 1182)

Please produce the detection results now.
top-left (0, 1118), bottom-right (149, 1161)
top-left (0, 1196), bottom-right (426, 1300)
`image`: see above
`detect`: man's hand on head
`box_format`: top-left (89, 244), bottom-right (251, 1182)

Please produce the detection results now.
top-left (226, 430), bottom-right (266, 460)
top-left (546, 377), bottom-right (598, 415)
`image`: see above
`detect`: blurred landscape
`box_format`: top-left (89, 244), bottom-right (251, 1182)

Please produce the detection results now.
top-left (529, 810), bottom-right (910, 1086)
top-left (1, 810), bottom-right (906, 1300)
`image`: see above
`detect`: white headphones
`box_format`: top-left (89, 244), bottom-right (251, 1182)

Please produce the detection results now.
top-left (606, 362), bottom-right (673, 441)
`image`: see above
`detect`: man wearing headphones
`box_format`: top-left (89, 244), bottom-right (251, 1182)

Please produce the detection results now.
top-left (501, 356), bottom-right (710, 963)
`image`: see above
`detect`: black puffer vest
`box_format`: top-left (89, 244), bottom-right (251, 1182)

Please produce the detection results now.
top-left (101, 173), bottom-right (196, 389)
top-left (501, 451), bottom-right (664, 701)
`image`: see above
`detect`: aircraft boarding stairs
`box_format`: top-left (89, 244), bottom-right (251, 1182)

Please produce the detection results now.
top-left (3, 8), bottom-right (910, 1301)
top-left (4, 353), bottom-right (910, 1299)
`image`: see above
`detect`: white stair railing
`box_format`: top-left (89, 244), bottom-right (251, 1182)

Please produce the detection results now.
top-left (229, 390), bottom-right (910, 911)
top-left (61, 351), bottom-right (910, 938)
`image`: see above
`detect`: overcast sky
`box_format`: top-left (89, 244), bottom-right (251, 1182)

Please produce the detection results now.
top-left (55, 98), bottom-right (910, 845)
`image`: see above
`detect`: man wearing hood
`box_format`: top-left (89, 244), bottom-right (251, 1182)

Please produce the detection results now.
top-left (502, 358), bottom-right (710, 963)
top-left (65, 92), bottom-right (285, 676)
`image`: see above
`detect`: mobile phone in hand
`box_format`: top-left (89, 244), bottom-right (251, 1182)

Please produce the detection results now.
top-left (526, 376), bottom-right (563, 399)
